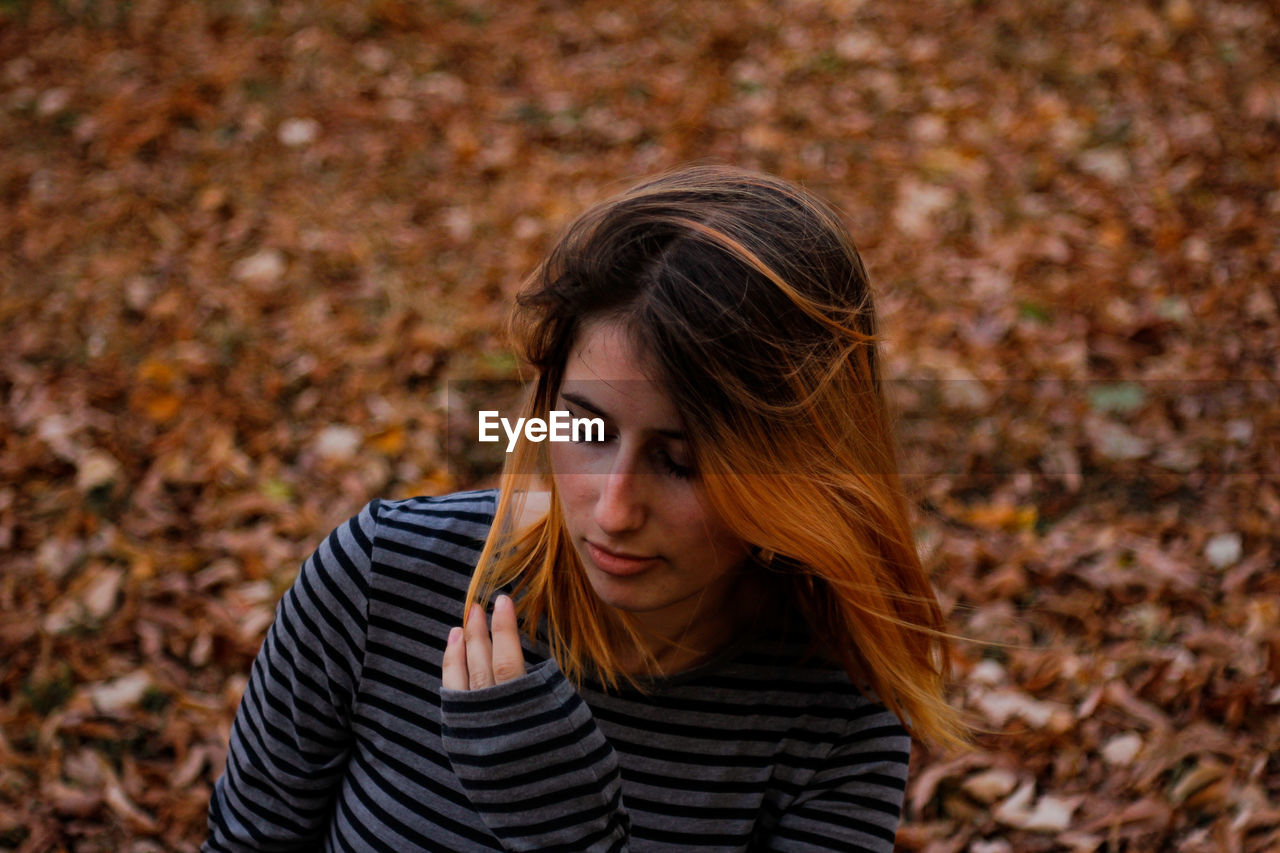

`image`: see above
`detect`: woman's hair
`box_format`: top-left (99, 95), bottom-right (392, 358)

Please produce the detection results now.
top-left (464, 165), bottom-right (965, 748)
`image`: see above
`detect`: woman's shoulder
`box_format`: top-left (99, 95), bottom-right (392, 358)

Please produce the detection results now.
top-left (360, 489), bottom-right (498, 582)
top-left (374, 488), bottom-right (499, 523)
top-left (354, 488), bottom-right (549, 609)
top-left (326, 490), bottom-right (498, 626)
top-left (371, 489), bottom-right (547, 539)
top-left (371, 489), bottom-right (499, 546)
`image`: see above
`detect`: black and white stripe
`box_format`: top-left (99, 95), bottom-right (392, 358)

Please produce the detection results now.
top-left (206, 490), bottom-right (910, 852)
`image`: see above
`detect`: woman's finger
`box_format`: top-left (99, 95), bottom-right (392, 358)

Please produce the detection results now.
top-left (489, 594), bottom-right (526, 684)
top-left (463, 604), bottom-right (495, 689)
top-left (441, 627), bottom-right (467, 691)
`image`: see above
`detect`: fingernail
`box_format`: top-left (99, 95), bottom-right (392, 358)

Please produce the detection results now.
top-left (447, 627), bottom-right (462, 646)
top-left (496, 593), bottom-right (511, 611)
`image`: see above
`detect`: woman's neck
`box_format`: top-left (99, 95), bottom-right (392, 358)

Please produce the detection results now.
top-left (616, 568), bottom-right (764, 677)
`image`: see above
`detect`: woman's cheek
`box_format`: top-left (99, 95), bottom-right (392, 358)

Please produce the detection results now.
top-left (550, 443), bottom-right (594, 516)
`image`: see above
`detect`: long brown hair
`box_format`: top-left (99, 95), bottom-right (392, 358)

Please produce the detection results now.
top-left (464, 165), bottom-right (965, 748)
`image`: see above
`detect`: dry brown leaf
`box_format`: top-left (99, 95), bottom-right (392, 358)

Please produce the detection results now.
top-left (42, 781), bottom-right (103, 818)
top-left (1169, 758), bottom-right (1229, 809)
top-left (1081, 796), bottom-right (1174, 833)
top-left (992, 781), bottom-right (1081, 833)
top-left (93, 753), bottom-right (157, 834)
top-left (961, 768), bottom-right (1019, 804)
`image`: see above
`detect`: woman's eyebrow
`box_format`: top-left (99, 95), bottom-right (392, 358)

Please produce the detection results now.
top-left (559, 390), bottom-right (686, 440)
top-left (559, 391), bottom-right (605, 418)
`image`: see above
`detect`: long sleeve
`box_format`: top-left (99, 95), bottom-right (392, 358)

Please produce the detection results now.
top-left (762, 709), bottom-right (910, 853)
top-left (204, 502), bottom-right (377, 852)
top-left (440, 660), bottom-right (629, 853)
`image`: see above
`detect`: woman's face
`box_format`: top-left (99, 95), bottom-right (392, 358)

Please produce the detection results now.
top-left (549, 320), bottom-right (752, 640)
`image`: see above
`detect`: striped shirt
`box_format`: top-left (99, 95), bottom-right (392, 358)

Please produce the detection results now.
top-left (205, 490), bottom-right (911, 852)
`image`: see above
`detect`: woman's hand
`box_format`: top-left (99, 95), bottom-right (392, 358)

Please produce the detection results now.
top-left (442, 594), bottom-right (527, 690)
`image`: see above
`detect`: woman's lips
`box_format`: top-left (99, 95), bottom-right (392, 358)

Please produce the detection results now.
top-left (585, 541), bottom-right (658, 577)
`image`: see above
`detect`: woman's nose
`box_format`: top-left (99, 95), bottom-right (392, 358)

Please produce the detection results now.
top-left (592, 465), bottom-right (645, 534)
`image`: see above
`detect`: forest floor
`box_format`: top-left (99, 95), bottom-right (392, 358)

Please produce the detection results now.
top-left (1, 0), bottom-right (1278, 850)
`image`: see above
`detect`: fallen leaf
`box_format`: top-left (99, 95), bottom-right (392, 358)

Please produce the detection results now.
top-left (993, 781), bottom-right (1081, 833)
top-left (97, 754), bottom-right (157, 833)
top-left (231, 249), bottom-right (287, 289)
top-left (1101, 732), bottom-right (1144, 767)
top-left (314, 425), bottom-right (362, 461)
top-left (76, 449), bottom-right (122, 493)
top-left (82, 567), bottom-right (125, 621)
top-left (278, 117), bottom-right (319, 147)
top-left (962, 768), bottom-right (1019, 804)
top-left (42, 781), bottom-right (103, 818)
top-left (1169, 758), bottom-right (1228, 808)
top-left (971, 687), bottom-right (1067, 729)
top-left (1205, 533), bottom-right (1243, 569)
top-left (88, 671), bottom-right (153, 714)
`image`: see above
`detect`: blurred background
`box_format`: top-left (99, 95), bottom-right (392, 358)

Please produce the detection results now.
top-left (1, 0), bottom-right (1277, 850)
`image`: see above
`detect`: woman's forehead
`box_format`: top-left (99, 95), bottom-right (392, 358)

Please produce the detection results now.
top-left (563, 320), bottom-right (652, 382)
top-left (559, 320), bottom-right (684, 435)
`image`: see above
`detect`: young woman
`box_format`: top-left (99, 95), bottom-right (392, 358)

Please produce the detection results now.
top-left (205, 166), bottom-right (964, 852)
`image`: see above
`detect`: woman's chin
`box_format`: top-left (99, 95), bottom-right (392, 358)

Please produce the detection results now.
top-left (583, 573), bottom-right (651, 614)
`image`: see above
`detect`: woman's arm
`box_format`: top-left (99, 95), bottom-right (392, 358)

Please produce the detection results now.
top-left (204, 504), bottom-right (376, 852)
top-left (439, 597), bottom-right (629, 852)
top-left (762, 713), bottom-right (911, 853)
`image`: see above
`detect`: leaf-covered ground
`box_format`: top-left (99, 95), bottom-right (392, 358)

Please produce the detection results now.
top-left (1, 1), bottom-right (1277, 850)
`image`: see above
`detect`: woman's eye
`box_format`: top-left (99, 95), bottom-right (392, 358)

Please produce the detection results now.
top-left (570, 426), bottom-right (613, 444)
top-left (560, 405), bottom-right (610, 443)
top-left (654, 449), bottom-right (694, 480)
